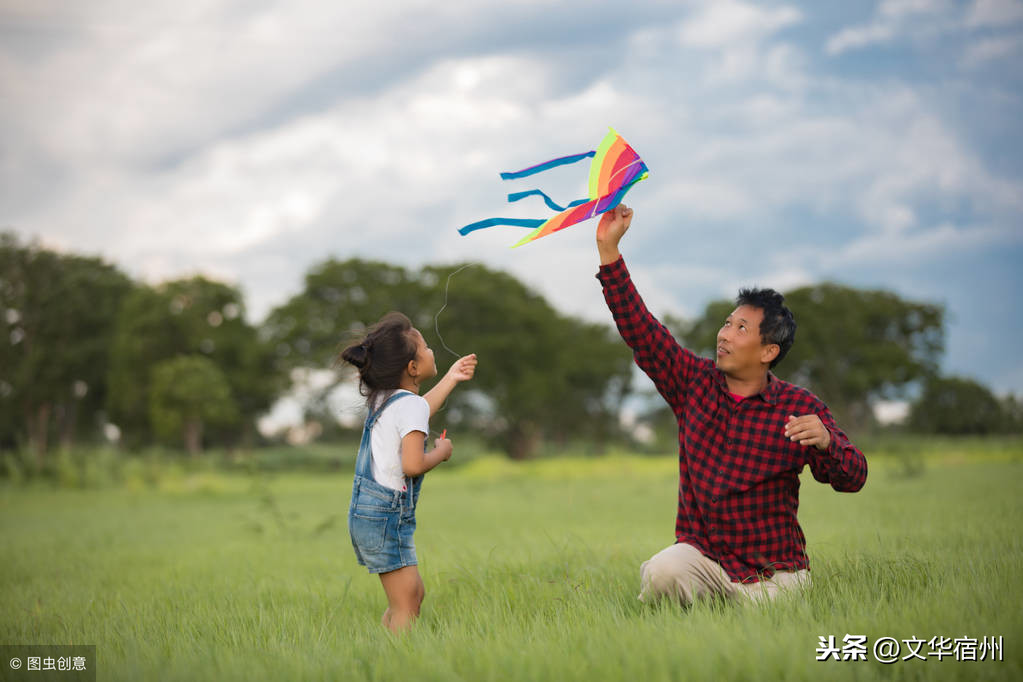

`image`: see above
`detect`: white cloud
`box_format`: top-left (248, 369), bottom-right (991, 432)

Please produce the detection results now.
top-left (677, 1), bottom-right (802, 48)
top-left (755, 267), bottom-right (815, 295)
top-left (965, 0), bottom-right (1023, 27)
top-left (669, 1), bottom-right (806, 86)
top-left (879, 0), bottom-right (951, 19)
top-left (825, 222), bottom-right (1022, 268)
top-left (826, 23), bottom-right (896, 55)
top-left (3, 0), bottom-right (1022, 395)
top-left (650, 178), bottom-right (754, 221)
top-left (825, 0), bottom-right (956, 55)
top-left (0, 0), bottom-right (492, 171)
top-left (826, 0), bottom-right (1023, 64)
top-left (961, 32), bottom-right (1023, 65)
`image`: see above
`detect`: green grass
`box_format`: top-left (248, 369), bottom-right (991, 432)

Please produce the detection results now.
top-left (1, 443), bottom-right (1021, 681)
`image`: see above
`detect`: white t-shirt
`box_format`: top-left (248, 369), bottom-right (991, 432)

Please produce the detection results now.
top-left (369, 390), bottom-right (430, 491)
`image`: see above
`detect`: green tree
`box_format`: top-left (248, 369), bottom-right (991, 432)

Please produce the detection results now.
top-left (1002, 394), bottom-right (1023, 434)
top-left (262, 259), bottom-right (634, 458)
top-left (0, 233), bottom-right (132, 459)
top-left (909, 376), bottom-right (1005, 435)
top-left (683, 283), bottom-right (944, 429)
top-left (262, 258), bottom-right (427, 369)
top-left (421, 264), bottom-right (633, 458)
top-left (107, 276), bottom-right (279, 447)
top-left (260, 258), bottom-right (428, 431)
top-left (149, 356), bottom-right (238, 454)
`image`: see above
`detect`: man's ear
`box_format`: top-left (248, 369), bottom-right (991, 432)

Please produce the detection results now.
top-left (761, 343), bottom-right (780, 366)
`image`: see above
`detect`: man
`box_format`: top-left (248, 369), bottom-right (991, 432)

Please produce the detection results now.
top-left (595, 204), bottom-right (867, 605)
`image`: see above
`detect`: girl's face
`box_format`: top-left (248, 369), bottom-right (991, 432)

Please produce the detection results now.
top-left (409, 329), bottom-right (437, 382)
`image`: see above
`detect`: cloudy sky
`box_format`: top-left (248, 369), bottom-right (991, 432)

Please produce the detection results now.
top-left (3, 0), bottom-right (1022, 397)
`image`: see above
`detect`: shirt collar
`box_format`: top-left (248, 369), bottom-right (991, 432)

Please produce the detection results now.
top-left (714, 369), bottom-right (780, 405)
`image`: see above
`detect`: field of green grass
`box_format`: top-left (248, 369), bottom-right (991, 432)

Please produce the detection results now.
top-left (1, 441), bottom-right (1021, 681)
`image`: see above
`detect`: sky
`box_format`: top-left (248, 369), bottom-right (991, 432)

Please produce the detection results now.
top-left (2, 0), bottom-right (1022, 400)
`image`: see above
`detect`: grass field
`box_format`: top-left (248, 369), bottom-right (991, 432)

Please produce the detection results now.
top-left (1, 442), bottom-right (1021, 681)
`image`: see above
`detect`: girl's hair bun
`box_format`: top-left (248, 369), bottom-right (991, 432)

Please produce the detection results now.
top-left (335, 311), bottom-right (417, 406)
top-left (341, 342), bottom-right (371, 370)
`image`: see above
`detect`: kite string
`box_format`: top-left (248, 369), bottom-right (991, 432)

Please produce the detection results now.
top-left (433, 262), bottom-right (480, 359)
top-left (428, 261), bottom-right (480, 431)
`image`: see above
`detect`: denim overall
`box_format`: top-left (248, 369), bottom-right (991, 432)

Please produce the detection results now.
top-left (348, 392), bottom-right (423, 574)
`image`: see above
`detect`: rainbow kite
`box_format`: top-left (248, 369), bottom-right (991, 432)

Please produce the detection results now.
top-left (458, 127), bottom-right (649, 247)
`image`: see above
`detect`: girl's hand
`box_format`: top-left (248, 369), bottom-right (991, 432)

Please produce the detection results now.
top-left (433, 436), bottom-right (453, 461)
top-left (446, 353), bottom-right (477, 383)
top-left (423, 354), bottom-right (477, 418)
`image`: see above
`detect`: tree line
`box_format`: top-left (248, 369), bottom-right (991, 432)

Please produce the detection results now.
top-left (1, 232), bottom-right (1019, 464)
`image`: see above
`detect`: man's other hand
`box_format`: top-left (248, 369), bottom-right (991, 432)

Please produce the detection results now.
top-left (784, 414), bottom-right (832, 450)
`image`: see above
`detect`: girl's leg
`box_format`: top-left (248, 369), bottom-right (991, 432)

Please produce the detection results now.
top-left (378, 565), bottom-right (425, 632)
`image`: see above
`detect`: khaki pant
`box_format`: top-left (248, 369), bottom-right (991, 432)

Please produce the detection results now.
top-left (638, 543), bottom-right (810, 605)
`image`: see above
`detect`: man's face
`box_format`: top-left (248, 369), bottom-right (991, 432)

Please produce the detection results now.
top-left (715, 305), bottom-right (775, 376)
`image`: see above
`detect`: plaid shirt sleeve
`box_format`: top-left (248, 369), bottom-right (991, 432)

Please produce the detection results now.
top-left (807, 407), bottom-right (867, 492)
top-left (596, 256), bottom-right (701, 416)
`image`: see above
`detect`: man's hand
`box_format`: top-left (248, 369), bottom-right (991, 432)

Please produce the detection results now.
top-left (596, 204), bottom-right (633, 265)
top-left (445, 353), bottom-right (477, 383)
top-left (784, 414), bottom-right (831, 450)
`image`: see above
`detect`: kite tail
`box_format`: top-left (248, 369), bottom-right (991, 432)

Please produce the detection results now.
top-left (499, 151), bottom-right (595, 180)
top-left (457, 218), bottom-right (545, 236)
top-left (459, 149), bottom-right (594, 236)
top-left (506, 189), bottom-right (589, 212)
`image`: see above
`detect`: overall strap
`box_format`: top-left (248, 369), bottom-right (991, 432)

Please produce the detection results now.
top-left (354, 391), bottom-right (416, 481)
top-left (366, 391), bottom-right (415, 429)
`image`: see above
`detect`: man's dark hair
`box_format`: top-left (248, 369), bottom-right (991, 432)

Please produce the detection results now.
top-left (736, 287), bottom-right (796, 369)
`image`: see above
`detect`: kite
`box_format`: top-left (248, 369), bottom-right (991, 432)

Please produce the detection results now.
top-left (458, 127), bottom-right (649, 247)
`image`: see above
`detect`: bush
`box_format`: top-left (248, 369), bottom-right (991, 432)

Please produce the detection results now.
top-left (909, 376), bottom-right (1005, 435)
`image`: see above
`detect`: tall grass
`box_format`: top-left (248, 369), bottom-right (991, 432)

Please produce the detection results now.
top-left (1, 442), bottom-right (1020, 681)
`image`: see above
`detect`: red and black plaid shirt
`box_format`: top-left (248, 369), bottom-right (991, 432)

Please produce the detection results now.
top-left (598, 257), bottom-right (867, 583)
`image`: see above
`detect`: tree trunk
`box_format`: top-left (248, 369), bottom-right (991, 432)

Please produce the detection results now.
top-left (183, 417), bottom-right (203, 455)
top-left (58, 400), bottom-right (78, 452)
top-left (27, 403), bottom-right (51, 467)
top-left (506, 421), bottom-right (539, 460)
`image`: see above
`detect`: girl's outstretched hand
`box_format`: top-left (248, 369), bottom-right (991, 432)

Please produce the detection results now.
top-left (424, 354), bottom-right (477, 418)
top-left (447, 353), bottom-right (477, 383)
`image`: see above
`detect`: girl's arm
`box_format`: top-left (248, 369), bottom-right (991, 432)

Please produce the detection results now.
top-left (423, 353), bottom-right (477, 417)
top-left (400, 431), bottom-right (453, 476)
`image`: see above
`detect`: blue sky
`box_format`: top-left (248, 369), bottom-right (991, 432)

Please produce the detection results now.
top-left (2, 0), bottom-right (1022, 397)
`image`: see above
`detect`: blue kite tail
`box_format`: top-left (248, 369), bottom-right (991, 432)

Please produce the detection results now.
top-left (499, 151), bottom-right (595, 180)
top-left (506, 189), bottom-right (589, 212)
top-left (457, 217), bottom-right (546, 236)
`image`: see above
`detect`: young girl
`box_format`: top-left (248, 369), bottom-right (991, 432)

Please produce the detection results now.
top-left (339, 311), bottom-right (477, 632)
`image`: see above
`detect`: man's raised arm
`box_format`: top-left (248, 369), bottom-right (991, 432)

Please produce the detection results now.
top-left (595, 205), bottom-right (699, 411)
